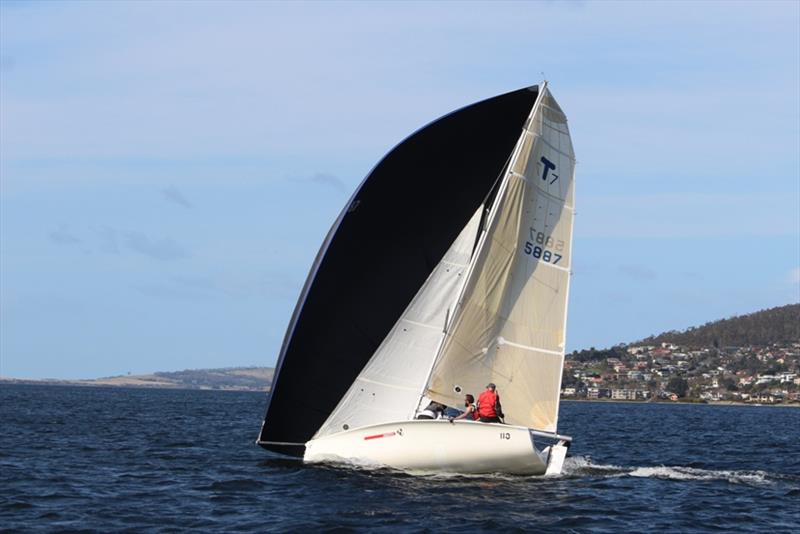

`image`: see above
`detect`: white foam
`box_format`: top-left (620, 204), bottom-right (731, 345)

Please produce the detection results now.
top-left (558, 455), bottom-right (628, 477)
top-left (627, 465), bottom-right (772, 486)
top-left (309, 453), bottom-right (779, 487)
top-left (558, 457), bottom-right (776, 487)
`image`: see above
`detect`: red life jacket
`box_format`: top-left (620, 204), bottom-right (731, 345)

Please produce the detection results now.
top-left (478, 390), bottom-right (498, 418)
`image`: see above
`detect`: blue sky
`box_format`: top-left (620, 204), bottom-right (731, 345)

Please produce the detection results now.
top-left (1, 1), bottom-right (798, 379)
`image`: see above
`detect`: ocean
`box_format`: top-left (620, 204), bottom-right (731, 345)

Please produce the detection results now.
top-left (1, 384), bottom-right (798, 532)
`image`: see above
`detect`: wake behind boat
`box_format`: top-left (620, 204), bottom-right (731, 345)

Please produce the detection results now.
top-left (258, 83), bottom-right (576, 475)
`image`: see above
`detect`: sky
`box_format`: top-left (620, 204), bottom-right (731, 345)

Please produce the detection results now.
top-left (1, 0), bottom-right (798, 379)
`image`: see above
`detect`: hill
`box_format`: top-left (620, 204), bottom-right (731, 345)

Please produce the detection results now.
top-left (149, 367), bottom-right (273, 390)
top-left (638, 303), bottom-right (800, 348)
top-left (1, 367), bottom-right (274, 392)
top-left (564, 303), bottom-right (800, 404)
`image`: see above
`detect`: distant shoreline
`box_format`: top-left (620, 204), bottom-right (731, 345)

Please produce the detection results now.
top-left (0, 366), bottom-right (273, 393)
top-left (561, 398), bottom-right (799, 408)
top-left (0, 377), bottom-right (268, 393)
top-left (3, 379), bottom-right (797, 406)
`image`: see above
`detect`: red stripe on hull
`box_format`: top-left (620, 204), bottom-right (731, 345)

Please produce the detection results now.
top-left (363, 431), bottom-right (396, 441)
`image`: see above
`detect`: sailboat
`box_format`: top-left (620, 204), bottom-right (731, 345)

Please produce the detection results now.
top-left (257, 82), bottom-right (576, 475)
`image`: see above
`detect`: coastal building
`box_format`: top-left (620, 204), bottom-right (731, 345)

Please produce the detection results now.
top-left (564, 338), bottom-right (798, 405)
top-left (586, 387), bottom-right (611, 399)
top-left (611, 389), bottom-right (649, 401)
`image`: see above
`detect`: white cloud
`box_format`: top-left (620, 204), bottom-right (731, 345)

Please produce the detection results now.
top-left (1, 0), bottom-right (796, 170)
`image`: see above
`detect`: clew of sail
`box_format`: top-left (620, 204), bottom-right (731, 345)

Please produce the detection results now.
top-left (425, 84), bottom-right (576, 433)
top-left (313, 206), bottom-right (483, 438)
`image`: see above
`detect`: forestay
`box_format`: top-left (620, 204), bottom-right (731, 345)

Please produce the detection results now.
top-left (314, 207), bottom-right (483, 438)
top-left (425, 84), bottom-right (576, 433)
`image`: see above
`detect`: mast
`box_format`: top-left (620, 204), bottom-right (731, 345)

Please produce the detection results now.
top-left (423, 83), bottom-right (576, 433)
top-left (414, 85), bottom-right (546, 413)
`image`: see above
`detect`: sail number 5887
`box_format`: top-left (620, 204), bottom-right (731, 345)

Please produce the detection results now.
top-left (523, 242), bottom-right (562, 265)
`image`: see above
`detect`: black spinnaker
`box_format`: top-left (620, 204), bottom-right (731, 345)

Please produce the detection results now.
top-left (258, 86), bottom-right (539, 456)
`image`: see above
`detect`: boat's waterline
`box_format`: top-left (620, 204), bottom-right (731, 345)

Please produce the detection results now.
top-left (304, 419), bottom-right (558, 476)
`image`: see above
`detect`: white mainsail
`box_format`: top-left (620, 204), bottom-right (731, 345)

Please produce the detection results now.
top-left (425, 84), bottom-right (575, 433)
top-left (314, 207), bottom-right (483, 438)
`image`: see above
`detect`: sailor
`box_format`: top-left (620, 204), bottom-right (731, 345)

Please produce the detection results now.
top-left (416, 401), bottom-right (446, 420)
top-left (477, 383), bottom-right (504, 423)
top-left (449, 394), bottom-right (478, 422)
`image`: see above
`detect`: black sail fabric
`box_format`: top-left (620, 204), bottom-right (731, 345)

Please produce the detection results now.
top-left (258, 86), bottom-right (539, 456)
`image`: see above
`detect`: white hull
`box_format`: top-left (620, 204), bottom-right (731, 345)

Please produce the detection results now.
top-left (304, 420), bottom-right (564, 475)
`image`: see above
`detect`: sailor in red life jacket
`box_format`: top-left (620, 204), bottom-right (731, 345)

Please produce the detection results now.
top-left (476, 383), bottom-right (504, 423)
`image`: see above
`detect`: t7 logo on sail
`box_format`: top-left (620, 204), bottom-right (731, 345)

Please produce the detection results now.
top-left (540, 156), bottom-right (559, 184)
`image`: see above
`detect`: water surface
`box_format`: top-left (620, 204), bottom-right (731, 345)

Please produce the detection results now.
top-left (1, 385), bottom-right (797, 532)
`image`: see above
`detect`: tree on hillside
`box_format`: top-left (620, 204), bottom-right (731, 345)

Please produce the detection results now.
top-left (667, 377), bottom-right (689, 397)
top-left (638, 304), bottom-right (800, 348)
top-left (720, 377), bottom-right (738, 391)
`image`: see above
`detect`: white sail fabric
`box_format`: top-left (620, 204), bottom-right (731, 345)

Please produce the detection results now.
top-left (425, 85), bottom-right (575, 433)
top-left (314, 207), bottom-right (483, 438)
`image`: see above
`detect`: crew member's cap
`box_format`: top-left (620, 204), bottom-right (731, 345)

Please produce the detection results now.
top-left (486, 382), bottom-right (496, 389)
